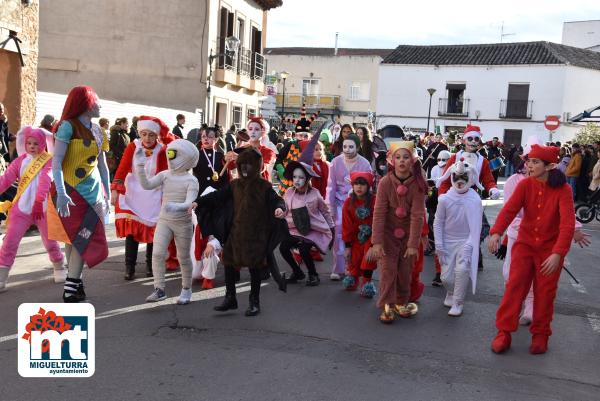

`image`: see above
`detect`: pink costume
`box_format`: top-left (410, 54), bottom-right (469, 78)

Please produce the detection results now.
top-left (283, 187), bottom-right (334, 253)
top-left (0, 127), bottom-right (64, 269)
top-left (327, 154), bottom-right (371, 274)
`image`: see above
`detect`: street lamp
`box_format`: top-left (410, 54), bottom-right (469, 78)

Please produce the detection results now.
top-left (279, 71), bottom-right (290, 123)
top-left (206, 36), bottom-right (240, 125)
top-left (426, 88), bottom-right (436, 134)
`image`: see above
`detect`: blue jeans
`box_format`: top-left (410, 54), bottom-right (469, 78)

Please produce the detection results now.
top-left (567, 176), bottom-right (577, 200)
top-left (505, 162), bottom-right (514, 177)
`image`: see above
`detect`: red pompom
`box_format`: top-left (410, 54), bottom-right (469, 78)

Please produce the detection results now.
top-left (395, 207), bottom-right (407, 218)
top-left (394, 228), bottom-right (406, 239)
top-left (396, 185), bottom-right (408, 196)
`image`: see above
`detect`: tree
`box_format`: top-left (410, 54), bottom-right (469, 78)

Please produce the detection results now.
top-left (573, 123), bottom-right (600, 145)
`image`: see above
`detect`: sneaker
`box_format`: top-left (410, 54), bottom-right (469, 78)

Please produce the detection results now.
top-left (52, 262), bottom-right (67, 283)
top-left (448, 303), bottom-right (463, 317)
top-left (285, 271), bottom-right (306, 283)
top-left (432, 273), bottom-right (442, 287)
top-left (443, 292), bottom-right (453, 308)
top-left (177, 288), bottom-right (192, 305)
top-left (146, 288), bottom-right (167, 302)
top-left (306, 274), bottom-right (320, 287)
top-left (330, 273), bottom-right (341, 281)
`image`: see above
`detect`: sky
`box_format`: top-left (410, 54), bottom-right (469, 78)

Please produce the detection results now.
top-left (266, 0), bottom-right (600, 48)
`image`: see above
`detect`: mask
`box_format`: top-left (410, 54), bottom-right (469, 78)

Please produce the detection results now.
top-left (292, 167), bottom-right (307, 189)
top-left (437, 160), bottom-right (447, 168)
top-left (342, 140), bottom-right (357, 157)
top-left (166, 140), bottom-right (200, 174)
top-left (451, 172), bottom-right (470, 193)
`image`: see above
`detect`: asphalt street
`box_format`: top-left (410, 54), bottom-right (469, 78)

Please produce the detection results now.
top-left (1, 179), bottom-right (599, 401)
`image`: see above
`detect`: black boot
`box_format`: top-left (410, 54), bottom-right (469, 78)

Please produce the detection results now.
top-left (63, 278), bottom-right (86, 303)
top-left (214, 294), bottom-right (238, 311)
top-left (267, 253), bottom-right (287, 292)
top-left (285, 270), bottom-right (306, 283)
top-left (124, 236), bottom-right (138, 280)
top-left (145, 243), bottom-right (154, 277)
top-left (245, 294), bottom-right (260, 316)
top-left (478, 248), bottom-right (484, 271)
top-left (306, 274), bottom-right (320, 287)
top-left (432, 273), bottom-right (442, 287)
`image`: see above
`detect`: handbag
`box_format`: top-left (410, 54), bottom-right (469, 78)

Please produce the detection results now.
top-left (291, 206), bottom-right (312, 236)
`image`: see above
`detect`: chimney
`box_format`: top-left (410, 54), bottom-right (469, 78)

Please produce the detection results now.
top-left (334, 32), bottom-right (339, 56)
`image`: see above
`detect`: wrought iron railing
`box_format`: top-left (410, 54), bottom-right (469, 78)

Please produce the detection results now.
top-left (275, 93), bottom-right (341, 109)
top-left (438, 98), bottom-right (469, 116)
top-left (214, 38), bottom-right (265, 82)
top-left (500, 99), bottom-right (533, 119)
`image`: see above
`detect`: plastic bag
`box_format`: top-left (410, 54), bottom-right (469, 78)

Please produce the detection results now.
top-left (201, 254), bottom-right (219, 280)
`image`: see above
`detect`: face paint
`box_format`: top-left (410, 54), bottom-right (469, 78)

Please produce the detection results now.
top-left (451, 172), bottom-right (470, 193)
top-left (342, 139), bottom-right (357, 157)
top-left (247, 122), bottom-right (263, 141)
top-left (463, 135), bottom-right (480, 152)
top-left (292, 167), bottom-right (307, 189)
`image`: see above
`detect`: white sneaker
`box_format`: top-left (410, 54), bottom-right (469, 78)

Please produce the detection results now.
top-left (519, 314), bottom-right (532, 326)
top-left (177, 288), bottom-right (192, 305)
top-left (329, 273), bottom-right (341, 281)
top-left (0, 268), bottom-right (9, 293)
top-left (146, 288), bottom-right (167, 302)
top-left (52, 262), bottom-right (67, 283)
top-left (448, 304), bottom-right (463, 317)
top-left (443, 292), bottom-right (453, 308)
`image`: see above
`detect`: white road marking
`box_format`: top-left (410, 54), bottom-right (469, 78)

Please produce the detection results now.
top-left (587, 313), bottom-right (600, 334)
top-left (0, 282), bottom-right (267, 344)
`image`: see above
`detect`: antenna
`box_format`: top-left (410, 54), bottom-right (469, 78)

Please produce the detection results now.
top-left (500, 21), bottom-right (515, 43)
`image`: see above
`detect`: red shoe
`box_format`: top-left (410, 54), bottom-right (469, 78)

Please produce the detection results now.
top-left (491, 331), bottom-right (511, 354)
top-left (529, 334), bottom-right (548, 354)
top-left (202, 279), bottom-right (214, 290)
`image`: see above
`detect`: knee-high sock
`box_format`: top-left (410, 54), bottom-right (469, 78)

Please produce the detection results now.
top-left (66, 245), bottom-right (84, 280)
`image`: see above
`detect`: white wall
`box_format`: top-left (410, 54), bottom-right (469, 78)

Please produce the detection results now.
top-left (562, 21), bottom-right (600, 49)
top-left (375, 63), bottom-right (597, 145)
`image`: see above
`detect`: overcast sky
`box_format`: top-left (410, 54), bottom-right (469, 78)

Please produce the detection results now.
top-left (266, 0), bottom-right (600, 48)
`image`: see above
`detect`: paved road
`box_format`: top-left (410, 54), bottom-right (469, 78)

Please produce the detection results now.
top-left (1, 179), bottom-right (599, 401)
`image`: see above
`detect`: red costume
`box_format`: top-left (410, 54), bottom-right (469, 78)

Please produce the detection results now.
top-left (311, 159), bottom-right (329, 199)
top-left (342, 196), bottom-right (377, 277)
top-left (491, 174), bottom-right (574, 352)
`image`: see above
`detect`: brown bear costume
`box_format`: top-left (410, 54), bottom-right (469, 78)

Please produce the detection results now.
top-left (195, 147), bottom-right (287, 316)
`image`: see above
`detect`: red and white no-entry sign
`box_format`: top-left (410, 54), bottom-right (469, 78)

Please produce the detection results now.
top-left (544, 115), bottom-right (560, 131)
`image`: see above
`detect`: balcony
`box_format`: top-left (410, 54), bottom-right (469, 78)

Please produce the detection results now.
top-left (275, 93), bottom-right (341, 110)
top-left (438, 98), bottom-right (469, 117)
top-left (213, 39), bottom-right (266, 92)
top-left (500, 99), bottom-right (533, 119)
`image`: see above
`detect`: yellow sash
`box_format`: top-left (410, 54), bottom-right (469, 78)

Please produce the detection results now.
top-left (0, 152), bottom-right (52, 216)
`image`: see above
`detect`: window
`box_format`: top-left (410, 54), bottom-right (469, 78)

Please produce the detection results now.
top-left (302, 79), bottom-right (320, 96)
top-left (446, 83), bottom-right (465, 114)
top-left (237, 18), bottom-right (245, 46)
top-left (247, 107), bottom-right (256, 117)
top-left (232, 105), bottom-right (242, 129)
top-left (348, 81), bottom-right (370, 101)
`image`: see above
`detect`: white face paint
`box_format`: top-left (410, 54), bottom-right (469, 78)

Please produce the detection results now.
top-left (437, 160), bottom-right (447, 168)
top-left (451, 172), bottom-right (470, 194)
top-left (292, 167), bottom-right (307, 189)
top-left (247, 122), bottom-right (263, 141)
top-left (342, 139), bottom-right (357, 158)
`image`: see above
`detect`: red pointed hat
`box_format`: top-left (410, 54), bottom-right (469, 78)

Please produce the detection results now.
top-left (350, 171), bottom-right (374, 187)
top-left (528, 144), bottom-right (560, 163)
top-left (463, 125), bottom-right (482, 137)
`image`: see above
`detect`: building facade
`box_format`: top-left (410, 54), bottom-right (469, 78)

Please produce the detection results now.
top-left (376, 41), bottom-right (600, 146)
top-left (37, 0), bottom-right (281, 130)
top-left (562, 20), bottom-right (600, 52)
top-left (264, 47), bottom-right (392, 126)
top-left (0, 0), bottom-right (39, 132)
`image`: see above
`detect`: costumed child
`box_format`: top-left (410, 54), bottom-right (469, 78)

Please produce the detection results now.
top-left (135, 139), bottom-right (199, 304)
top-left (310, 139), bottom-right (329, 199)
top-left (327, 133), bottom-right (371, 280)
top-left (225, 117), bottom-right (276, 182)
top-left (430, 150), bottom-right (450, 186)
top-left (280, 132), bottom-right (334, 287)
top-left (0, 126), bottom-right (65, 291)
top-left (488, 144), bottom-right (575, 355)
top-left (49, 86), bottom-right (110, 303)
top-left (341, 171), bottom-right (377, 298)
top-left (194, 147), bottom-right (287, 316)
top-left (111, 116), bottom-right (174, 280)
top-left (433, 153), bottom-right (483, 317)
top-left (369, 141), bottom-right (427, 323)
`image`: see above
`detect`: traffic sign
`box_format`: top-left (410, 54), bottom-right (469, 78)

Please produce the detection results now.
top-left (544, 115), bottom-right (560, 131)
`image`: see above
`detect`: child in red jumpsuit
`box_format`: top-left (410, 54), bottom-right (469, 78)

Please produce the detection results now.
top-left (342, 172), bottom-right (377, 298)
top-left (488, 144), bottom-right (575, 355)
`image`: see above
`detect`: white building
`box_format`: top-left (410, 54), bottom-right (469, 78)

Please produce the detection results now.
top-left (376, 41), bottom-right (600, 146)
top-left (264, 47), bottom-right (393, 126)
top-left (36, 0), bottom-right (282, 130)
top-left (563, 20), bottom-right (600, 52)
